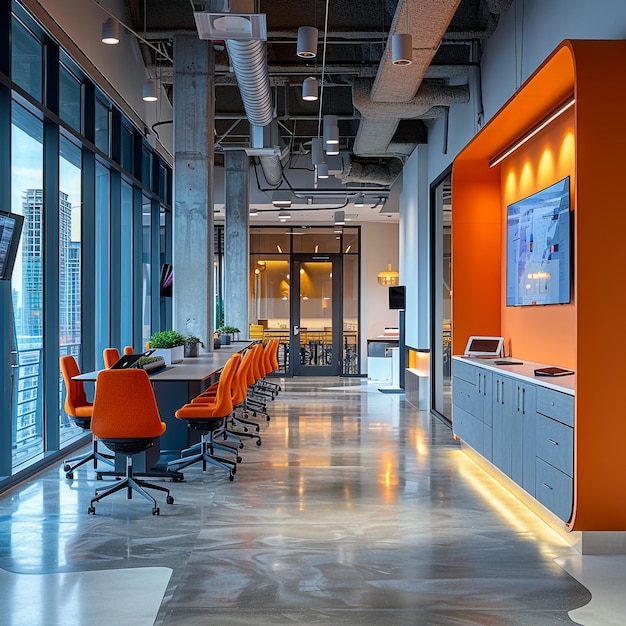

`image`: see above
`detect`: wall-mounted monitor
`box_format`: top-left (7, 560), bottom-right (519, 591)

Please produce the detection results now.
top-left (506, 176), bottom-right (571, 306)
top-left (0, 210), bottom-right (24, 281)
top-left (389, 285), bottom-right (405, 310)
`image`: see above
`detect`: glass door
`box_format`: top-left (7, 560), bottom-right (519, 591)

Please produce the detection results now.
top-left (291, 255), bottom-right (341, 376)
top-left (431, 172), bottom-right (452, 421)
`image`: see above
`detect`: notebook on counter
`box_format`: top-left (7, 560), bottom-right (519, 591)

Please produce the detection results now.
top-left (534, 367), bottom-right (574, 377)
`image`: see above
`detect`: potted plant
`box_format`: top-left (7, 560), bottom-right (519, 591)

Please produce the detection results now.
top-left (184, 335), bottom-right (205, 358)
top-left (149, 330), bottom-right (186, 364)
top-left (135, 355), bottom-right (166, 373)
top-left (216, 325), bottom-right (240, 345)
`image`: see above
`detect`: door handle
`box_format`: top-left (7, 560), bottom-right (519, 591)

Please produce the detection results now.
top-left (293, 325), bottom-right (300, 336)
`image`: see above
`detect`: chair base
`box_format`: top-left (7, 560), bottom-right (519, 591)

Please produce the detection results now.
top-left (168, 434), bottom-right (238, 480)
top-left (64, 438), bottom-right (114, 479)
top-left (88, 458), bottom-right (173, 515)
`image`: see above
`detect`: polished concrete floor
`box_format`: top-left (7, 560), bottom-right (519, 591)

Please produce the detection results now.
top-left (0, 377), bottom-right (622, 625)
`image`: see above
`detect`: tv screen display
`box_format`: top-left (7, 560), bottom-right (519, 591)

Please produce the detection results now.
top-left (0, 210), bottom-right (24, 281)
top-left (389, 285), bottom-right (405, 310)
top-left (506, 177), bottom-right (571, 306)
top-left (160, 263), bottom-right (173, 297)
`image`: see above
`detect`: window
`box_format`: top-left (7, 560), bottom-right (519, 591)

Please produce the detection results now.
top-left (11, 104), bottom-right (44, 467)
top-left (95, 99), bottom-right (110, 154)
top-left (59, 64), bottom-right (82, 132)
top-left (11, 17), bottom-right (43, 101)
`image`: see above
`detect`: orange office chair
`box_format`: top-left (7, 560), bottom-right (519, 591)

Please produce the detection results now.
top-left (87, 368), bottom-right (174, 515)
top-left (103, 348), bottom-right (120, 368)
top-left (60, 355), bottom-right (113, 479)
top-left (168, 353), bottom-right (241, 480)
top-left (103, 347), bottom-right (135, 368)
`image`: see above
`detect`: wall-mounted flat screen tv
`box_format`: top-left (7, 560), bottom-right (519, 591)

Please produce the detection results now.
top-left (389, 285), bottom-right (406, 310)
top-left (506, 176), bottom-right (571, 306)
top-left (0, 210), bottom-right (24, 281)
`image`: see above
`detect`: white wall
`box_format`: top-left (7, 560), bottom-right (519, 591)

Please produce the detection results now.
top-left (360, 221), bottom-right (399, 370)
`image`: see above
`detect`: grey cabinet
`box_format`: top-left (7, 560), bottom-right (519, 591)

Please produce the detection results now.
top-left (452, 361), bottom-right (492, 461)
top-left (453, 358), bottom-right (574, 522)
top-left (535, 387), bottom-right (574, 522)
top-left (491, 374), bottom-right (536, 493)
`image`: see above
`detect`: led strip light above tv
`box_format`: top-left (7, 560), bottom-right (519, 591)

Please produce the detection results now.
top-left (488, 95), bottom-right (575, 168)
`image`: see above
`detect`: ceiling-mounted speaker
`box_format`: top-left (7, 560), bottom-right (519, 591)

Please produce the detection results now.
top-left (297, 26), bottom-right (318, 58)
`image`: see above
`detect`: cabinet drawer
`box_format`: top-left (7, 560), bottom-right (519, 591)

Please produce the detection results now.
top-left (535, 458), bottom-right (573, 522)
top-left (536, 387), bottom-right (574, 427)
top-left (452, 376), bottom-right (479, 415)
top-left (536, 415), bottom-right (574, 477)
top-left (452, 358), bottom-right (478, 384)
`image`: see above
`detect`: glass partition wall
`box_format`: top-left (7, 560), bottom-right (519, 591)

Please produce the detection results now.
top-left (1, 3), bottom-right (172, 485)
top-left (249, 226), bottom-right (360, 376)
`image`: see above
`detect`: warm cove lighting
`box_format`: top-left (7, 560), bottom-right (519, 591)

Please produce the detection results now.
top-left (489, 96), bottom-right (575, 168)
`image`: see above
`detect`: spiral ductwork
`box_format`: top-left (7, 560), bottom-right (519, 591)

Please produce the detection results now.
top-left (225, 40), bottom-right (274, 127)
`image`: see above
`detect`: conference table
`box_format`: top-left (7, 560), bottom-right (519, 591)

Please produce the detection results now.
top-left (75, 342), bottom-right (251, 455)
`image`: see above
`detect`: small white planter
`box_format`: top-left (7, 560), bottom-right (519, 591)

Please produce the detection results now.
top-left (151, 345), bottom-right (184, 365)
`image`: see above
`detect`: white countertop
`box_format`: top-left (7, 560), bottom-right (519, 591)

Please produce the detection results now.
top-left (452, 355), bottom-right (575, 395)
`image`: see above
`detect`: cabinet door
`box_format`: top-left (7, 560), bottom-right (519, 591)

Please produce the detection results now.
top-left (476, 369), bottom-right (493, 426)
top-left (512, 382), bottom-right (536, 488)
top-left (492, 374), bottom-right (514, 477)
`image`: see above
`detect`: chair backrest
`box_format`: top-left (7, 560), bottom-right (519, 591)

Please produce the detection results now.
top-left (91, 369), bottom-right (165, 439)
top-left (248, 343), bottom-right (263, 384)
top-left (211, 353), bottom-right (241, 416)
top-left (261, 340), bottom-right (273, 376)
top-left (123, 346), bottom-right (134, 355)
top-left (103, 347), bottom-right (121, 368)
top-left (269, 339), bottom-right (280, 372)
top-left (60, 355), bottom-right (92, 418)
top-left (232, 349), bottom-right (254, 405)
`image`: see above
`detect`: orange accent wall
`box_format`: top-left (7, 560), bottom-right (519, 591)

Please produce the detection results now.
top-left (453, 40), bottom-right (626, 532)
top-left (500, 112), bottom-right (576, 367)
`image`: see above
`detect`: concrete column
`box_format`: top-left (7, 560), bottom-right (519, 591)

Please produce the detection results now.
top-left (172, 35), bottom-right (214, 350)
top-left (224, 150), bottom-right (249, 336)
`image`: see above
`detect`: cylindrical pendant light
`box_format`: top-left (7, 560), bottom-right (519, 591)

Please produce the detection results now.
top-left (323, 114), bottom-right (339, 146)
top-left (302, 77), bottom-right (318, 101)
top-left (102, 18), bottom-right (120, 45)
top-left (297, 26), bottom-right (318, 58)
top-left (325, 140), bottom-right (339, 156)
top-left (142, 78), bottom-right (158, 102)
top-left (317, 162), bottom-right (329, 179)
top-left (392, 33), bottom-right (412, 66)
top-left (311, 137), bottom-right (324, 165)
top-left (325, 124), bottom-right (339, 145)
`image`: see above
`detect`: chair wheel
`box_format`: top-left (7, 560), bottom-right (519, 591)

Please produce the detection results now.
top-left (63, 464), bottom-right (70, 472)
top-left (239, 442), bottom-right (244, 449)
top-left (237, 456), bottom-right (242, 463)
top-left (229, 473), bottom-right (234, 481)
top-left (255, 426), bottom-right (260, 432)
top-left (65, 472), bottom-right (74, 480)
top-left (152, 507), bottom-right (160, 515)
top-left (87, 506), bottom-right (95, 515)
top-left (166, 495), bottom-right (174, 505)
top-left (256, 439), bottom-right (262, 446)
top-left (266, 416), bottom-right (271, 421)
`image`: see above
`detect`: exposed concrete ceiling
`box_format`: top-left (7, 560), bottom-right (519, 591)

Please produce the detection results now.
top-left (124, 0), bottom-right (512, 221)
